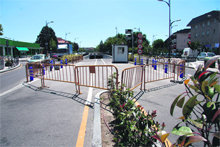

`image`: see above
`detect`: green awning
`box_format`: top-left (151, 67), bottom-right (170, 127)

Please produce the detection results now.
top-left (16, 47), bottom-right (29, 51)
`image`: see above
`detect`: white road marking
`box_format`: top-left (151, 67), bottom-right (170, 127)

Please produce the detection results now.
top-left (85, 59), bottom-right (97, 105)
top-left (0, 79), bottom-right (39, 97)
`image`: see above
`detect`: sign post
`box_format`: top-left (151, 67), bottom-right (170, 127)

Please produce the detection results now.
top-left (137, 33), bottom-right (143, 64)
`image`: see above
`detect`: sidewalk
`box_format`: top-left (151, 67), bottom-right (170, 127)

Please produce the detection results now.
top-left (0, 57), bottom-right (30, 73)
top-left (185, 60), bottom-right (219, 72)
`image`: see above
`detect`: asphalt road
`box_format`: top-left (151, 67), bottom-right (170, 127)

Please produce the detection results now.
top-left (0, 62), bottom-right (26, 93)
top-left (0, 57), bottom-right (197, 147)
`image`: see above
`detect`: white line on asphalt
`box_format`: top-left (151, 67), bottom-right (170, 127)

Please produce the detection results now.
top-left (101, 59), bottom-right (106, 65)
top-left (0, 79), bottom-right (39, 97)
top-left (85, 59), bottom-right (97, 105)
top-left (0, 83), bottom-right (23, 97)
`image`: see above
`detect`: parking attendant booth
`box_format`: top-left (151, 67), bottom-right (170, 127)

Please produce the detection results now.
top-left (112, 45), bottom-right (128, 63)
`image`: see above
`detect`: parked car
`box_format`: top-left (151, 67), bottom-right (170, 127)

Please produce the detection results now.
top-left (197, 52), bottom-right (216, 61)
top-left (28, 54), bottom-right (49, 63)
top-left (181, 48), bottom-right (198, 59)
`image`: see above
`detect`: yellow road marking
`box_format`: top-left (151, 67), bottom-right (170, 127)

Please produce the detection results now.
top-left (76, 106), bottom-right (89, 147)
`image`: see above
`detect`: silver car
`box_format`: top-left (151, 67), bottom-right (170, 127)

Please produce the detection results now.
top-left (197, 52), bottom-right (216, 61)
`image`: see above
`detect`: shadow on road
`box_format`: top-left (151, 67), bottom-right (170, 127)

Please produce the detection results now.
top-left (22, 82), bottom-right (94, 108)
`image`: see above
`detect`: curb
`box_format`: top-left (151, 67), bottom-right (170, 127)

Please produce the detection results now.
top-left (92, 90), bottom-right (107, 147)
top-left (0, 63), bottom-right (21, 73)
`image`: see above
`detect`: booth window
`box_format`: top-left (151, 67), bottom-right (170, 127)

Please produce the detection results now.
top-left (118, 47), bottom-right (124, 54)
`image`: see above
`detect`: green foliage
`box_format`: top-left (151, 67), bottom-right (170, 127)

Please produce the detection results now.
top-left (0, 24), bottom-right (3, 36)
top-left (170, 57), bottom-right (220, 146)
top-left (107, 74), bottom-right (165, 146)
top-left (188, 41), bottom-right (201, 50)
top-left (152, 39), bottom-right (165, 55)
top-left (96, 33), bottom-right (150, 55)
top-left (5, 59), bottom-right (13, 66)
top-left (36, 26), bottom-right (58, 54)
top-left (60, 54), bottom-right (82, 63)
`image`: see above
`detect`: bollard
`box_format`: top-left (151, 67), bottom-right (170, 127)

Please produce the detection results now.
top-left (141, 59), bottom-right (143, 65)
top-left (152, 59), bottom-right (154, 67)
top-left (65, 59), bottom-right (68, 65)
top-left (180, 64), bottom-right (183, 78)
top-left (42, 64), bottom-right (45, 75)
top-left (50, 60), bottom-right (53, 71)
top-left (154, 60), bottom-right (157, 70)
top-left (146, 58), bottom-right (149, 65)
top-left (60, 60), bottom-right (63, 68)
top-left (134, 58), bottom-right (137, 65)
top-left (29, 66), bottom-right (34, 81)
top-left (165, 62), bottom-right (168, 73)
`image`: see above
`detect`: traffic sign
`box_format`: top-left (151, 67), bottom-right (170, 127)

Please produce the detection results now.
top-left (138, 39), bottom-right (143, 44)
top-left (137, 44), bottom-right (143, 49)
top-left (138, 33), bottom-right (142, 39)
top-left (137, 49), bottom-right (143, 55)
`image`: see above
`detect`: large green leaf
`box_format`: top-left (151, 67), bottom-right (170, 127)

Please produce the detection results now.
top-left (171, 126), bottom-right (193, 136)
top-left (207, 101), bottom-right (216, 110)
top-left (214, 85), bottom-right (220, 93)
top-left (201, 81), bottom-right (208, 94)
top-left (170, 93), bottom-right (183, 116)
top-left (177, 97), bottom-right (185, 108)
top-left (208, 72), bottom-right (218, 85)
top-left (188, 118), bottom-right (203, 129)
top-left (204, 56), bottom-right (219, 71)
top-left (182, 95), bottom-right (198, 118)
top-left (189, 84), bottom-right (199, 92)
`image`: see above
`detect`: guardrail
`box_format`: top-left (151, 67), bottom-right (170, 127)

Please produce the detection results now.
top-left (25, 59), bottom-right (185, 93)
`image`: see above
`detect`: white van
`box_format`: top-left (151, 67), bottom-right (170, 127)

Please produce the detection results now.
top-left (181, 48), bottom-right (198, 59)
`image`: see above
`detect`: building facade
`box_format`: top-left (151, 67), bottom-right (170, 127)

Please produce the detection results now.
top-left (187, 10), bottom-right (220, 54)
top-left (0, 38), bottom-right (42, 57)
top-left (171, 29), bottom-right (191, 52)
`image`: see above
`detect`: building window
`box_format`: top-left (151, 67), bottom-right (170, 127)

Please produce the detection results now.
top-left (202, 23), bottom-right (205, 27)
top-left (207, 31), bottom-right (209, 35)
top-left (195, 33), bottom-right (198, 38)
top-left (214, 19), bottom-right (216, 23)
top-left (207, 21), bottom-right (210, 26)
top-left (195, 25), bottom-right (198, 29)
top-left (202, 32), bottom-right (205, 36)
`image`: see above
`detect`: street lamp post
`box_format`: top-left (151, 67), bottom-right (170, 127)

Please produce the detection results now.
top-left (158, 0), bottom-right (171, 59)
top-left (65, 32), bottom-right (70, 40)
top-left (45, 20), bottom-right (54, 55)
top-left (46, 20), bottom-right (54, 26)
top-left (170, 19), bottom-right (181, 34)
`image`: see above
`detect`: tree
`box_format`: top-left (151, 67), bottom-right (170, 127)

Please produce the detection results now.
top-left (36, 26), bottom-right (58, 54)
top-left (0, 24), bottom-right (3, 36)
top-left (188, 41), bottom-right (201, 50)
top-left (152, 39), bottom-right (164, 55)
top-left (73, 42), bottom-right (79, 52)
top-left (96, 40), bottom-right (105, 52)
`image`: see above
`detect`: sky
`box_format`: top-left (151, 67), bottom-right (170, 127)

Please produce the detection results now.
top-left (1, 0), bottom-right (220, 47)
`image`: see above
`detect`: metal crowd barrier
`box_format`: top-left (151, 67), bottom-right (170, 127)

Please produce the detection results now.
top-left (144, 62), bottom-right (175, 84)
top-left (75, 65), bottom-right (118, 93)
top-left (121, 65), bottom-right (144, 91)
top-left (25, 59), bottom-right (185, 93)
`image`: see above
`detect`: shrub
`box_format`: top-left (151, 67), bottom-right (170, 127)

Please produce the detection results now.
top-left (60, 54), bottom-right (82, 63)
top-left (170, 57), bottom-right (220, 146)
top-left (5, 60), bottom-right (13, 67)
top-left (107, 73), bottom-right (167, 146)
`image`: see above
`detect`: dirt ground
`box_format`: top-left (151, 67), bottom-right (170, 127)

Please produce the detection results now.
top-left (100, 92), bottom-right (115, 147)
